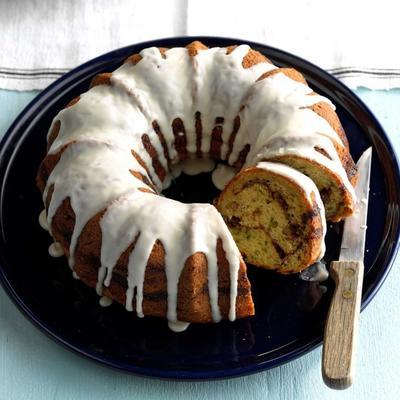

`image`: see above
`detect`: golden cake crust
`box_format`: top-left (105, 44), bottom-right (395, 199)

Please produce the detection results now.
top-left (46, 194), bottom-right (254, 322)
top-left (37, 40), bottom-right (357, 327)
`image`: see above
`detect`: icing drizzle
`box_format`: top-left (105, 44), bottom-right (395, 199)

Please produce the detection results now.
top-left (212, 164), bottom-right (237, 190)
top-left (40, 43), bottom-right (355, 331)
top-left (39, 209), bottom-right (49, 231)
top-left (99, 296), bottom-right (113, 307)
top-left (299, 261), bottom-right (329, 282)
top-left (48, 242), bottom-right (64, 257)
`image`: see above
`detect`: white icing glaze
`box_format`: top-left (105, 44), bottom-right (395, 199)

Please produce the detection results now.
top-left (231, 72), bottom-right (340, 160)
top-left (212, 164), bottom-right (236, 190)
top-left (252, 132), bottom-right (356, 203)
top-left (299, 261), bottom-right (329, 282)
top-left (166, 158), bottom-right (215, 184)
top-left (44, 141), bottom-right (150, 269)
top-left (39, 209), bottom-right (49, 231)
top-left (98, 191), bottom-right (240, 323)
top-left (170, 164), bottom-right (183, 178)
top-left (192, 45), bottom-right (275, 156)
top-left (179, 158), bottom-right (215, 175)
top-left (40, 42), bottom-right (357, 331)
top-left (256, 162), bottom-right (326, 258)
top-left (48, 84), bottom-right (162, 190)
top-left (227, 72), bottom-right (355, 206)
top-left (48, 242), bottom-right (64, 257)
top-left (99, 296), bottom-right (113, 307)
top-left (168, 320), bottom-right (190, 333)
top-left (112, 47), bottom-right (194, 161)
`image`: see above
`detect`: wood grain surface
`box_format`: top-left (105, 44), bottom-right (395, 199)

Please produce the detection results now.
top-left (322, 261), bottom-right (364, 389)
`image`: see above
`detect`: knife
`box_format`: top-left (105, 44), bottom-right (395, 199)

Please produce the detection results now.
top-left (322, 147), bottom-right (372, 390)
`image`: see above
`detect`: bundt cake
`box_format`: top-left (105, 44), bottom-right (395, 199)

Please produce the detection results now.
top-left (36, 41), bottom-right (357, 332)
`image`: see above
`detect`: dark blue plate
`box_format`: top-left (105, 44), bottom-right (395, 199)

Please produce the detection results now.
top-left (0, 37), bottom-right (399, 380)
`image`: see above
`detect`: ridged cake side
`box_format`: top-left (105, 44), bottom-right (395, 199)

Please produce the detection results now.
top-left (37, 41), bottom-right (357, 330)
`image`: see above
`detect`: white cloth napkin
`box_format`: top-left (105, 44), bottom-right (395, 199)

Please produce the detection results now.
top-left (1, 0), bottom-right (399, 91)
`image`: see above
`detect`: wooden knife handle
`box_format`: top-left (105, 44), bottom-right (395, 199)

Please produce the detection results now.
top-left (322, 260), bottom-right (364, 389)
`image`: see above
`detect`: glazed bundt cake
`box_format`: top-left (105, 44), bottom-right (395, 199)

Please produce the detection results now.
top-left (36, 41), bottom-right (357, 332)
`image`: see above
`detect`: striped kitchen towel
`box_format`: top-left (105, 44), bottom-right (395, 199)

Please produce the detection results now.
top-left (1, 0), bottom-right (399, 91)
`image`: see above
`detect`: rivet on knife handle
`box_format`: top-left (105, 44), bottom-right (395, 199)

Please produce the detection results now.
top-left (322, 260), bottom-right (364, 389)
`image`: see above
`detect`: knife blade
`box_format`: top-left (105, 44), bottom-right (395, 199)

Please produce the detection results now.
top-left (322, 147), bottom-right (372, 390)
top-left (339, 147), bottom-right (372, 261)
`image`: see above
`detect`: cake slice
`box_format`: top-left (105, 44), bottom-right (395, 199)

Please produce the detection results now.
top-left (227, 67), bottom-right (357, 222)
top-left (215, 162), bottom-right (326, 274)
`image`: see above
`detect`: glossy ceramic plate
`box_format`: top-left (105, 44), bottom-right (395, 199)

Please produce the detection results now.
top-left (0, 37), bottom-right (399, 380)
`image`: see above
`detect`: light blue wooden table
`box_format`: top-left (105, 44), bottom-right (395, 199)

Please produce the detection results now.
top-left (0, 88), bottom-right (399, 400)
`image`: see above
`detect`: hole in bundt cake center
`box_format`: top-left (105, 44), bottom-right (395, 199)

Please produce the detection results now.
top-left (162, 169), bottom-right (221, 204)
